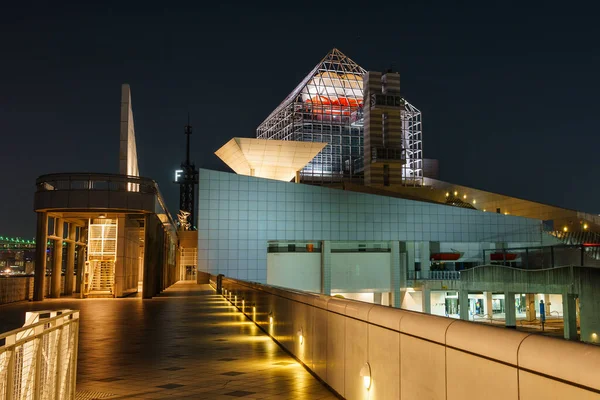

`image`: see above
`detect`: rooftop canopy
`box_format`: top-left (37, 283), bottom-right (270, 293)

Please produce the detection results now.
top-left (215, 138), bottom-right (327, 182)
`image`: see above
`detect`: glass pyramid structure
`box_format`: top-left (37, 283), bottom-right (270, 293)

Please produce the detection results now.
top-left (256, 48), bottom-right (422, 185)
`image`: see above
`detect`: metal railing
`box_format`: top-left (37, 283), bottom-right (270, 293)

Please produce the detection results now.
top-left (407, 270), bottom-right (460, 280)
top-left (482, 244), bottom-right (600, 269)
top-left (35, 172), bottom-right (178, 234)
top-left (0, 310), bottom-right (80, 400)
top-left (35, 173), bottom-right (157, 194)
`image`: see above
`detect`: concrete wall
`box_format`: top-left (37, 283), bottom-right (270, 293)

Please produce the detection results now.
top-left (267, 251), bottom-right (392, 294)
top-left (402, 290), bottom-right (422, 312)
top-left (198, 169), bottom-right (542, 283)
top-left (267, 253), bottom-right (321, 292)
top-left (331, 253), bottom-right (390, 292)
top-left (217, 276), bottom-right (600, 400)
top-left (0, 276), bottom-right (34, 304)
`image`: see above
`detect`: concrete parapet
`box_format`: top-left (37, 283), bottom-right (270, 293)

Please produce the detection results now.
top-left (217, 275), bottom-right (600, 400)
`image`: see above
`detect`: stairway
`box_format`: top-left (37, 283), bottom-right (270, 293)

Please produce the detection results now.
top-left (90, 261), bottom-right (114, 293)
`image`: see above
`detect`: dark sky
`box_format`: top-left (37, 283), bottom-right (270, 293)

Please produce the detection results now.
top-left (1, 2), bottom-right (599, 238)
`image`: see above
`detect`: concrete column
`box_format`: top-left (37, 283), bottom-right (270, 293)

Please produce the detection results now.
top-left (50, 218), bottom-right (64, 298)
top-left (114, 217), bottom-right (126, 297)
top-left (422, 288), bottom-right (431, 314)
top-left (373, 292), bottom-right (382, 305)
top-left (525, 293), bottom-right (536, 321)
top-left (459, 291), bottom-right (469, 320)
top-left (406, 241), bottom-right (416, 278)
top-left (419, 241), bottom-right (431, 278)
top-left (75, 244), bottom-right (86, 296)
top-left (64, 224), bottom-right (76, 296)
top-left (143, 215), bottom-right (154, 299)
top-left (33, 212), bottom-right (48, 301)
top-left (321, 241), bottom-right (331, 295)
top-left (505, 292), bottom-right (516, 328)
top-left (390, 241), bottom-right (402, 308)
top-left (544, 294), bottom-right (551, 316)
top-left (295, 171), bottom-right (301, 183)
top-left (483, 291), bottom-right (493, 318)
top-left (563, 293), bottom-right (578, 340)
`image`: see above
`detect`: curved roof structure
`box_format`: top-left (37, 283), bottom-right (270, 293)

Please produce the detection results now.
top-left (215, 138), bottom-right (327, 182)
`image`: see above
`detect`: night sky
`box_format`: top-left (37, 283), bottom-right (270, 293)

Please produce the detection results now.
top-left (1, 2), bottom-right (599, 238)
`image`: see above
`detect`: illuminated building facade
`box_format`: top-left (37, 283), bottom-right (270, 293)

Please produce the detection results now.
top-left (256, 48), bottom-right (423, 185)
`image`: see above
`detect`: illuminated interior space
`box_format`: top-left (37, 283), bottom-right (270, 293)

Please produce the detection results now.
top-left (256, 48), bottom-right (422, 184)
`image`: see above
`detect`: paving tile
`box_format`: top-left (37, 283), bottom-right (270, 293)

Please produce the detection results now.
top-left (224, 390), bottom-right (256, 397)
top-left (0, 282), bottom-right (336, 400)
top-left (156, 383), bottom-right (185, 389)
top-left (221, 371), bottom-right (246, 376)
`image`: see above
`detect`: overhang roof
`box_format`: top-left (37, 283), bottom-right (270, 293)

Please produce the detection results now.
top-left (215, 138), bottom-right (327, 182)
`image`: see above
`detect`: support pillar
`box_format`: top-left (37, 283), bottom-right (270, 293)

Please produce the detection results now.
top-left (544, 294), bottom-right (551, 316)
top-left (143, 215), bottom-right (154, 299)
top-left (64, 224), bottom-right (76, 296)
top-left (114, 217), bottom-right (126, 297)
top-left (419, 241), bottom-right (431, 279)
top-left (373, 293), bottom-right (382, 305)
top-left (33, 212), bottom-right (48, 301)
top-left (390, 241), bottom-right (402, 308)
top-left (422, 288), bottom-right (431, 314)
top-left (321, 241), bottom-right (331, 295)
top-left (406, 241), bottom-right (416, 278)
top-left (563, 293), bottom-right (578, 340)
top-left (459, 290), bottom-right (469, 321)
top-left (50, 218), bottom-right (64, 298)
top-left (525, 293), bottom-right (536, 321)
top-left (505, 292), bottom-right (516, 328)
top-left (76, 244), bottom-right (86, 296)
top-left (295, 171), bottom-right (301, 183)
top-left (484, 291), bottom-right (493, 318)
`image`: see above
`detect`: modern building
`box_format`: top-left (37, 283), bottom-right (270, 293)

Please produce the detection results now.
top-left (256, 48), bottom-right (422, 185)
top-left (207, 50), bottom-right (600, 343)
top-left (32, 84), bottom-right (181, 300)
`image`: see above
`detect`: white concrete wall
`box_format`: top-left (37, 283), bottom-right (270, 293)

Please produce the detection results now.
top-left (402, 290), bottom-right (422, 312)
top-left (219, 277), bottom-right (600, 400)
top-left (431, 291), bottom-right (447, 316)
top-left (331, 253), bottom-right (390, 292)
top-left (335, 292), bottom-right (374, 303)
top-left (267, 253), bottom-right (321, 292)
top-left (549, 294), bottom-right (564, 316)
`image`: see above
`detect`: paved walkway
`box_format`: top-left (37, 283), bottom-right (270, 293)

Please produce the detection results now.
top-left (0, 282), bottom-right (337, 399)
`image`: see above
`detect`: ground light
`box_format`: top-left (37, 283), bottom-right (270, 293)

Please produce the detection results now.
top-left (360, 362), bottom-right (371, 390)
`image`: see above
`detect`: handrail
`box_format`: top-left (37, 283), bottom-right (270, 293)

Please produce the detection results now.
top-left (218, 275), bottom-right (600, 398)
top-left (0, 310), bottom-right (80, 400)
top-left (0, 310), bottom-right (79, 342)
top-left (35, 172), bottom-right (178, 233)
top-left (36, 172), bottom-right (158, 194)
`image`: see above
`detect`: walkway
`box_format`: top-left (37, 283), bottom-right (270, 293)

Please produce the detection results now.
top-left (0, 282), bottom-right (337, 399)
